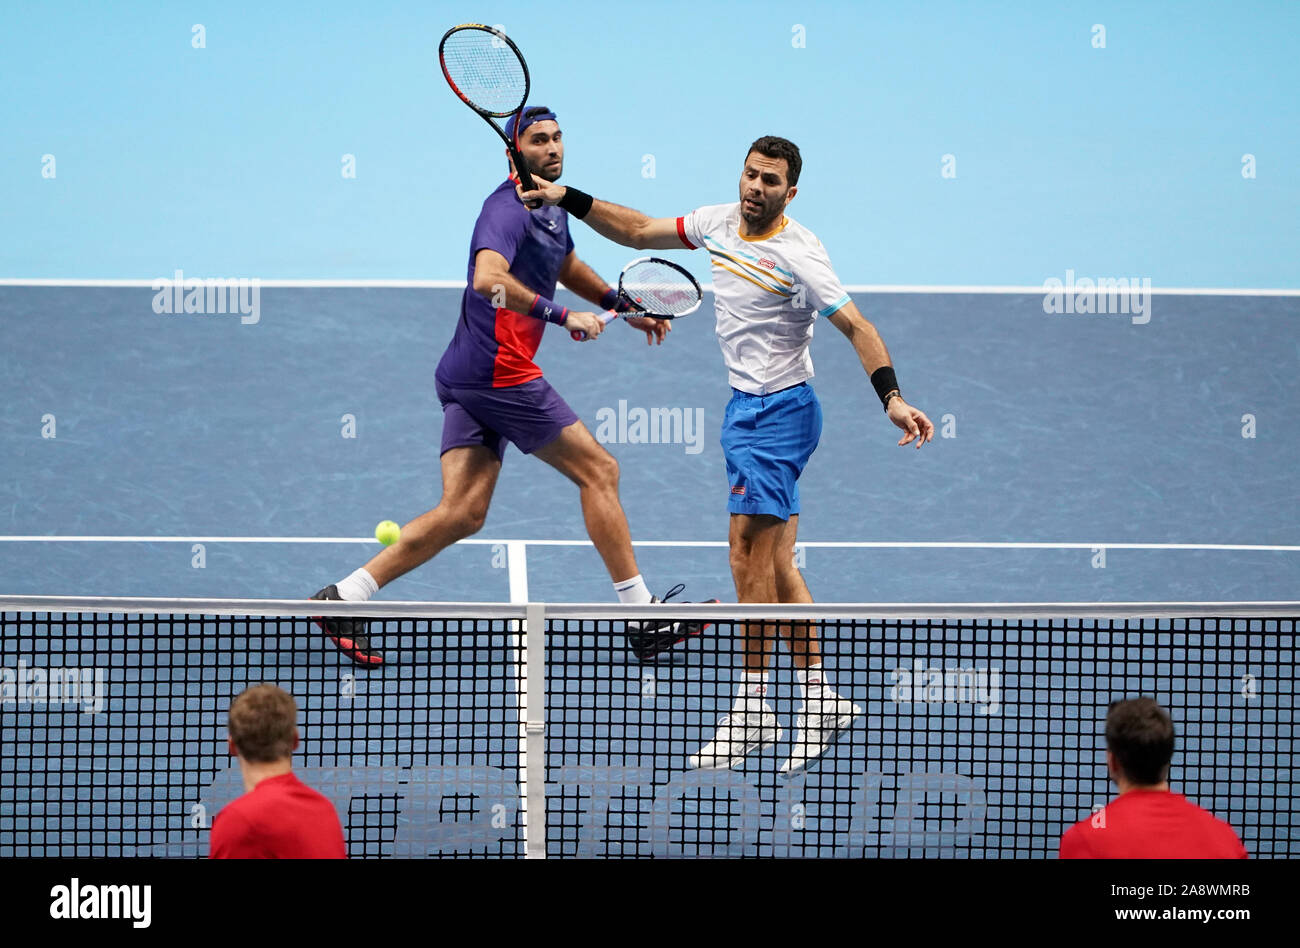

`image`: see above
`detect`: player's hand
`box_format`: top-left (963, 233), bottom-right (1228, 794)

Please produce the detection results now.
top-left (624, 315), bottom-right (671, 345)
top-left (887, 398), bottom-right (934, 449)
top-left (516, 177), bottom-right (566, 210)
top-left (564, 310), bottom-right (605, 340)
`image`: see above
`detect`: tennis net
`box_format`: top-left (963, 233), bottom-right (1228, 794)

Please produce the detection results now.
top-left (1, 597), bottom-right (1294, 858)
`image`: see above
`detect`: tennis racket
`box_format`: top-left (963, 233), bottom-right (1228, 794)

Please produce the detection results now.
top-left (439, 24), bottom-right (542, 207)
top-left (571, 257), bottom-right (703, 341)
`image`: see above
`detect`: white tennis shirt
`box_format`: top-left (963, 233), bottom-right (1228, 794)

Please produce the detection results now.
top-left (677, 203), bottom-right (851, 396)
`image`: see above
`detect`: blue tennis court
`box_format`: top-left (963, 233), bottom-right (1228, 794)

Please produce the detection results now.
top-left (2, 286), bottom-right (1297, 602)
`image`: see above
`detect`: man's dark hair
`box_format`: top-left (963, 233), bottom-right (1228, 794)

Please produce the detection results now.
top-left (228, 684), bottom-right (297, 763)
top-left (1105, 697), bottom-right (1175, 786)
top-left (746, 136), bottom-right (802, 186)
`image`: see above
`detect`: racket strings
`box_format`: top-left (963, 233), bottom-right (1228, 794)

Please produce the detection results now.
top-left (441, 29), bottom-right (527, 116)
top-left (621, 262), bottom-right (701, 316)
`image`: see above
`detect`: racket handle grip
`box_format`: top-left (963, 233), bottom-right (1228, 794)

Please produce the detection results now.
top-left (569, 310), bottom-right (620, 341)
top-left (513, 151), bottom-right (544, 210)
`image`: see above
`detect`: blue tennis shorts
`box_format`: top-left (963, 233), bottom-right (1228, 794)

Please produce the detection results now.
top-left (721, 382), bottom-right (823, 520)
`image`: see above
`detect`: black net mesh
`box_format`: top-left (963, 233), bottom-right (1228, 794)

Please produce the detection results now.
top-left (0, 612), bottom-right (525, 857)
top-left (0, 607), bottom-right (1293, 858)
top-left (545, 615), bottom-right (1295, 857)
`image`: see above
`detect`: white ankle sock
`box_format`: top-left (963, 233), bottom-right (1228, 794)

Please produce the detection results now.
top-left (614, 574), bottom-right (653, 605)
top-left (734, 672), bottom-right (769, 715)
top-left (797, 664), bottom-right (828, 705)
top-left (335, 568), bottom-right (379, 602)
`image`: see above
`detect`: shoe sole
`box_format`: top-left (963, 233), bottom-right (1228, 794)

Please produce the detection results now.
top-left (630, 619), bottom-right (715, 662)
top-left (312, 617), bottom-right (384, 667)
top-left (779, 707), bottom-right (862, 777)
top-left (689, 726), bottom-right (783, 770)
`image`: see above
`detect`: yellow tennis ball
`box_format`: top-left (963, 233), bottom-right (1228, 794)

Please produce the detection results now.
top-left (374, 520), bottom-right (401, 546)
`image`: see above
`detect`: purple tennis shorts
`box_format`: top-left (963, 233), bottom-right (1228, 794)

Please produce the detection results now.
top-left (436, 376), bottom-right (579, 459)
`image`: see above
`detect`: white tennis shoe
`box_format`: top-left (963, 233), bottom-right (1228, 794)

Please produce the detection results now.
top-left (689, 709), bottom-right (782, 770)
top-left (779, 697), bottom-right (862, 776)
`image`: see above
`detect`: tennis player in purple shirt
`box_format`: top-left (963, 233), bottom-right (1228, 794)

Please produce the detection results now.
top-left (312, 106), bottom-right (712, 665)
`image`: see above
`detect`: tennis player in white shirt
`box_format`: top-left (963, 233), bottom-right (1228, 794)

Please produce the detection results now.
top-left (520, 135), bottom-right (934, 774)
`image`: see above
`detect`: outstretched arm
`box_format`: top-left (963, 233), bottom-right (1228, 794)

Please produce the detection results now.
top-left (826, 302), bottom-right (935, 448)
top-left (516, 179), bottom-right (685, 250)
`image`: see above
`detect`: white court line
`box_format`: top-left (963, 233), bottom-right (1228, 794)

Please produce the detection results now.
top-left (0, 279), bottom-right (1296, 296)
top-left (1, 536), bottom-right (1297, 552)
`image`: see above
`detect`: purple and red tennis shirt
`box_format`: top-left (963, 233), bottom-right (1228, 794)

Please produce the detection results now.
top-left (435, 177), bottom-right (573, 389)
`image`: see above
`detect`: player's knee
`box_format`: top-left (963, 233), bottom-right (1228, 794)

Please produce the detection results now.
top-left (440, 500), bottom-right (488, 539)
top-left (729, 541), bottom-right (757, 574)
top-left (460, 506), bottom-right (489, 537)
top-left (585, 450), bottom-right (620, 490)
top-left (774, 555), bottom-right (799, 586)
top-left (603, 451), bottom-right (621, 486)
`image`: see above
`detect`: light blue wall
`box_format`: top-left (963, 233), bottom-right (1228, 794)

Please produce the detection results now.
top-left (3, 0), bottom-right (1296, 285)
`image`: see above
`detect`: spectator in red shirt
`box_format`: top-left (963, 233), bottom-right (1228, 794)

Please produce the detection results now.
top-left (1059, 697), bottom-right (1247, 859)
top-left (210, 684), bottom-right (347, 859)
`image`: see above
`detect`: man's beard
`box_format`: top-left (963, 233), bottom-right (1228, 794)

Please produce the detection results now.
top-left (528, 158), bottom-right (562, 182)
top-left (740, 196), bottom-right (780, 231)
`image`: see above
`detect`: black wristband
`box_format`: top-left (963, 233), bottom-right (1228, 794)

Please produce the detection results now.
top-left (870, 366), bottom-right (900, 408)
top-left (558, 186), bottom-right (594, 219)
